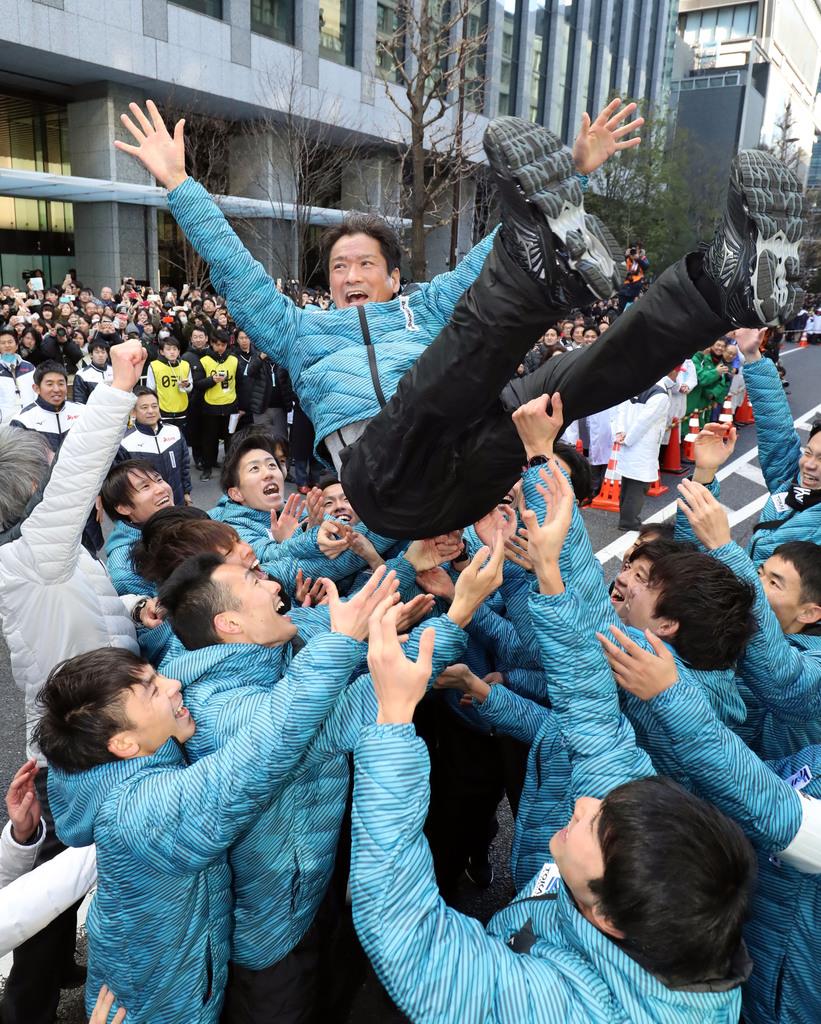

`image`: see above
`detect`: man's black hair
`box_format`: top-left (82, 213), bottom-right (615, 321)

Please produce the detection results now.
top-left (220, 425), bottom-right (285, 493)
top-left (590, 776), bottom-right (755, 986)
top-left (772, 540), bottom-right (821, 610)
top-left (317, 473), bottom-right (340, 491)
top-left (132, 508), bottom-right (244, 586)
top-left (635, 521), bottom-right (676, 543)
top-left (133, 385), bottom-right (159, 401)
top-left (158, 552), bottom-right (237, 650)
top-left (32, 648), bottom-right (148, 773)
top-left (211, 329), bottom-right (230, 345)
top-left (33, 360), bottom-right (67, 385)
top-left (320, 214), bottom-right (403, 276)
top-left (101, 459), bottom-right (164, 522)
top-left (554, 441), bottom-right (593, 504)
top-left (809, 418), bottom-right (821, 442)
top-left (635, 542), bottom-right (756, 669)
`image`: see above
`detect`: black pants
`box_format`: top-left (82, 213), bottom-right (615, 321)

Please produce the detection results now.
top-left (341, 236), bottom-right (730, 538)
top-left (162, 411), bottom-right (188, 434)
top-left (0, 771), bottom-right (80, 1024)
top-left (619, 477), bottom-right (650, 531)
top-left (201, 413), bottom-right (232, 471)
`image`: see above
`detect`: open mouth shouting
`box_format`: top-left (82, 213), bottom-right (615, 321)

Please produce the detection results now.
top-left (345, 290), bottom-right (369, 305)
top-left (173, 696), bottom-right (190, 721)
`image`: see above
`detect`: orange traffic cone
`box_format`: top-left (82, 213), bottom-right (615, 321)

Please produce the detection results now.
top-left (735, 391), bottom-right (754, 425)
top-left (660, 420), bottom-right (685, 473)
top-left (800, 333), bottom-right (809, 348)
top-left (591, 442), bottom-right (622, 512)
top-left (647, 473), bottom-right (668, 497)
top-left (682, 412), bottom-right (700, 462)
top-left (718, 398), bottom-right (734, 424)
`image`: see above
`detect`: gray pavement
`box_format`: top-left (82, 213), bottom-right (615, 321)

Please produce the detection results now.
top-left (0, 342), bottom-right (818, 1020)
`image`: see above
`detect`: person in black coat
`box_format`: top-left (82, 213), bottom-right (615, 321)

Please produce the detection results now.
top-left (234, 329), bottom-right (272, 427)
top-left (35, 325), bottom-right (83, 373)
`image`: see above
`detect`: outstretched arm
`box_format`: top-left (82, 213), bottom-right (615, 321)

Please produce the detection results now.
top-left (115, 101), bottom-right (302, 374)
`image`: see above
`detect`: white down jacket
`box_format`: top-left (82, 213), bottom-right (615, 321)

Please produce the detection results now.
top-left (0, 383), bottom-right (140, 764)
top-left (611, 381), bottom-right (671, 483)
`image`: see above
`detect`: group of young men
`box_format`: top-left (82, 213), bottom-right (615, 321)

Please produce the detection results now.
top-left (0, 95), bottom-right (818, 1024)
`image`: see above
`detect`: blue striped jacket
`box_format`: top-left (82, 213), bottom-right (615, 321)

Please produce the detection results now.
top-left (163, 614), bottom-right (466, 971)
top-left (47, 634), bottom-right (357, 1024)
top-left (104, 520), bottom-right (154, 597)
top-left (167, 177), bottom-right (495, 449)
top-left (649, 679), bottom-right (821, 1024)
top-left (351, 588), bottom-right (746, 1023)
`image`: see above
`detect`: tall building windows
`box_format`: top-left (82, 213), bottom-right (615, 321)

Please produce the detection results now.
top-left (251, 0), bottom-right (294, 43)
top-left (554, 0), bottom-right (578, 137)
top-left (320, 0), bottom-right (355, 66)
top-left (498, 0), bottom-right (522, 115)
top-left (586, 0), bottom-right (604, 112)
top-left (609, 0), bottom-right (624, 90)
top-left (528, 0), bottom-right (548, 122)
top-left (377, 0), bottom-right (404, 83)
top-left (627, 0), bottom-right (644, 97)
top-left (464, 0), bottom-right (489, 113)
top-left (171, 0), bottom-right (223, 17)
top-left (678, 3), bottom-right (758, 45)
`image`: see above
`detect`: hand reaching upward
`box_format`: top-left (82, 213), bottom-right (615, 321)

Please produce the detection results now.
top-left (573, 98), bottom-right (644, 175)
top-left (114, 100), bottom-right (187, 192)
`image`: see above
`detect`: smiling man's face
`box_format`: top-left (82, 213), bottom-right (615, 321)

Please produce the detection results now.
top-left (328, 232), bottom-right (400, 309)
top-left (212, 562), bottom-right (297, 646)
top-left (227, 448), bottom-right (285, 512)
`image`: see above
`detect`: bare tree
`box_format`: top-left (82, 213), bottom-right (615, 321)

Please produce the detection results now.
top-left (236, 56), bottom-right (372, 285)
top-left (763, 99), bottom-right (806, 173)
top-left (157, 98), bottom-right (232, 289)
top-left (378, 0), bottom-right (489, 279)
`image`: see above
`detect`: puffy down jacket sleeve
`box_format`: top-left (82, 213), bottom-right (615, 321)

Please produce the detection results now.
top-left (528, 588), bottom-right (655, 799)
top-left (743, 357), bottom-right (801, 493)
top-left (167, 178), bottom-right (302, 377)
top-left (475, 681), bottom-right (551, 744)
top-left (20, 384), bottom-right (135, 585)
top-left (122, 632), bottom-right (365, 873)
top-left (351, 725), bottom-right (577, 1024)
top-left (419, 229), bottom-right (497, 323)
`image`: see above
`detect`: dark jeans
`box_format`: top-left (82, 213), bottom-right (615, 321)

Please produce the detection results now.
top-left (0, 770), bottom-right (80, 1024)
top-left (619, 477), bottom-right (650, 530)
top-left (201, 413), bottom-right (232, 471)
top-left (342, 235), bottom-right (730, 537)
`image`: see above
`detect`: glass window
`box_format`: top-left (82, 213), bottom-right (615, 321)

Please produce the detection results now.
top-left (498, 0), bottom-right (521, 116)
top-left (464, 0), bottom-right (489, 113)
top-left (627, 0), bottom-right (643, 97)
top-left (554, 0), bottom-right (577, 137)
top-left (319, 0), bottom-right (355, 66)
top-left (529, 0), bottom-right (548, 122)
top-left (171, 0), bottom-right (222, 18)
top-left (585, 0), bottom-right (603, 113)
top-left (377, 0), bottom-right (404, 83)
top-left (609, 0), bottom-right (624, 90)
top-left (251, 0), bottom-right (294, 43)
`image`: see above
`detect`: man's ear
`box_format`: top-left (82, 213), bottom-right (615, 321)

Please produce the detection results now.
top-left (390, 268), bottom-right (401, 296)
top-left (653, 617), bottom-right (679, 641)
top-left (213, 611), bottom-right (242, 638)
top-left (588, 903), bottom-right (626, 941)
top-left (107, 731), bottom-right (140, 760)
top-left (798, 602), bottom-right (821, 627)
top-left (114, 503), bottom-right (134, 520)
top-left (227, 486), bottom-right (245, 505)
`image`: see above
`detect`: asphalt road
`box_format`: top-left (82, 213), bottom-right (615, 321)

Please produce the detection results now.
top-left (0, 340), bottom-right (818, 1020)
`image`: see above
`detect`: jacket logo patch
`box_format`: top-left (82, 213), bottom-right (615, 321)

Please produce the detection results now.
top-left (786, 765), bottom-right (812, 791)
top-left (399, 294), bottom-right (419, 332)
top-left (531, 862), bottom-right (561, 897)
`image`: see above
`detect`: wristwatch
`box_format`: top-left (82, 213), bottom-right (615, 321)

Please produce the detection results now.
top-left (131, 597), bottom-right (149, 625)
top-left (524, 454), bottom-right (550, 469)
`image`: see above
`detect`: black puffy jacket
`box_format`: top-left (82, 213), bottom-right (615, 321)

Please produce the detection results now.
top-left (234, 346), bottom-right (272, 415)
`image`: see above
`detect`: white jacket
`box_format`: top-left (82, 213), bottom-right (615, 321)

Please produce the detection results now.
top-left (0, 822), bottom-right (96, 957)
top-left (611, 381), bottom-right (670, 483)
top-left (0, 383), bottom-right (140, 764)
top-left (669, 359), bottom-right (697, 425)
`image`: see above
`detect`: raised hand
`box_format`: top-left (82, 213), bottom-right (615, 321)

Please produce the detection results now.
top-left (114, 100), bottom-right (187, 191)
top-left (434, 663), bottom-right (492, 706)
top-left (317, 519), bottom-right (353, 559)
top-left (693, 422), bottom-right (737, 483)
top-left (348, 532), bottom-right (386, 571)
top-left (110, 339), bottom-right (147, 393)
top-left (395, 593), bottom-right (436, 633)
top-left (573, 98), bottom-right (644, 175)
top-left (504, 527), bottom-right (533, 572)
top-left (89, 985), bottom-right (126, 1024)
top-left (731, 327), bottom-right (765, 362)
top-left (326, 566), bottom-right (399, 641)
top-left (369, 604), bottom-right (436, 725)
top-left (676, 478), bottom-right (732, 550)
top-left (304, 486), bottom-right (325, 528)
top-left (449, 534), bottom-right (505, 627)
top-left (598, 625), bottom-right (678, 700)
top-left (271, 493), bottom-right (305, 543)
top-left (404, 535), bottom-right (461, 573)
top-left (416, 567), bottom-right (456, 602)
top-left (138, 597), bottom-right (165, 629)
top-left (511, 392), bottom-right (564, 460)
top-left (474, 502), bottom-right (517, 547)
top-left (5, 758), bottom-right (41, 844)
top-left (521, 460), bottom-right (574, 593)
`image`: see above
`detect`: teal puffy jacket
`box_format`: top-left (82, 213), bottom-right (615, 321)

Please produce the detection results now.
top-left (167, 178), bottom-right (495, 453)
top-left (48, 633), bottom-right (359, 1024)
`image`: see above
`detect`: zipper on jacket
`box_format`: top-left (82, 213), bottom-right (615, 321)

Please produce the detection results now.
top-left (357, 306), bottom-right (387, 408)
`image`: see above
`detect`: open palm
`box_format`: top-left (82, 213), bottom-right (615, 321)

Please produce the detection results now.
top-left (573, 98), bottom-right (644, 175)
top-left (114, 100), bottom-right (187, 191)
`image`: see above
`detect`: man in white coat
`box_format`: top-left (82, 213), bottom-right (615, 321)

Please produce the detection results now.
top-left (0, 340), bottom-right (149, 1024)
top-left (611, 374), bottom-right (673, 531)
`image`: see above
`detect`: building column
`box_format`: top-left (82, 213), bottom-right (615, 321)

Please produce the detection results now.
top-left (67, 83), bottom-right (159, 293)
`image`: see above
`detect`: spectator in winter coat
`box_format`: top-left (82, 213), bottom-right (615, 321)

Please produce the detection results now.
top-left (687, 339), bottom-right (732, 424)
top-left (0, 329), bottom-right (35, 426)
top-left (11, 361), bottom-right (82, 454)
top-left (36, 325), bottom-right (83, 373)
top-left (234, 330), bottom-right (272, 428)
top-left (804, 307), bottom-right (821, 345)
top-left (73, 338), bottom-right (113, 404)
top-left (611, 376), bottom-right (671, 531)
top-left (117, 387), bottom-right (191, 506)
top-left (193, 330), bottom-right (237, 480)
top-left (146, 336), bottom-right (192, 433)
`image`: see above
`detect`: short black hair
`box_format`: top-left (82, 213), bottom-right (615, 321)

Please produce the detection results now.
top-left (32, 649), bottom-right (147, 773)
top-left (320, 214), bottom-right (403, 276)
top-left (554, 441), bottom-right (593, 504)
top-left (160, 336), bottom-right (180, 349)
top-left (133, 385), bottom-right (159, 401)
top-left (317, 473), bottom-right (340, 491)
top-left (590, 776), bottom-right (755, 986)
top-left (132, 508), bottom-right (240, 585)
top-left (0, 328), bottom-right (16, 343)
top-left (220, 425), bottom-right (284, 493)
top-left (33, 360), bottom-right (67, 385)
top-left (808, 418), bottom-right (821, 442)
top-left (635, 542), bottom-right (756, 669)
top-left (636, 521), bottom-right (676, 543)
top-left (772, 541), bottom-right (821, 608)
top-left (158, 553), bottom-right (238, 650)
top-left (101, 459), bottom-right (164, 522)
